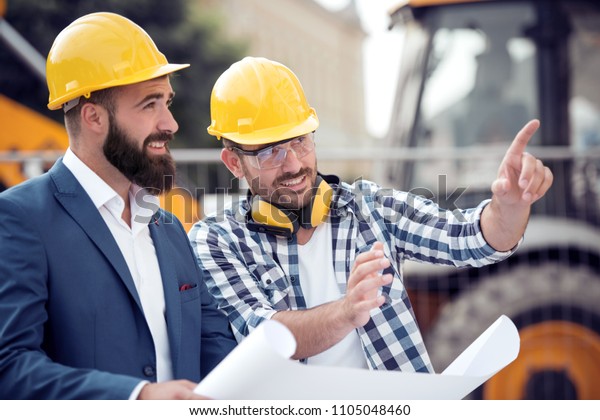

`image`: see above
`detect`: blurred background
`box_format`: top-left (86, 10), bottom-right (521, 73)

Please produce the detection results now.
top-left (2, 0), bottom-right (600, 400)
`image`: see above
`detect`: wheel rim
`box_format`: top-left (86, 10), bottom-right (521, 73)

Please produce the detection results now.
top-left (484, 321), bottom-right (600, 399)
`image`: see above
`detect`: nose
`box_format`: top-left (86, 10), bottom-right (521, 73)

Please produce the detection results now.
top-left (280, 146), bottom-right (302, 173)
top-left (158, 108), bottom-right (179, 134)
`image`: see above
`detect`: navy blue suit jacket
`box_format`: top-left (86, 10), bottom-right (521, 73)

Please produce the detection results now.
top-left (0, 159), bottom-right (236, 399)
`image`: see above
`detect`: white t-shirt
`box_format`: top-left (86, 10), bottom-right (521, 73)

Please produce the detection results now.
top-left (297, 223), bottom-right (368, 369)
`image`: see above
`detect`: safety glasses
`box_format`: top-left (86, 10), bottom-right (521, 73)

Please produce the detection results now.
top-left (229, 132), bottom-right (315, 169)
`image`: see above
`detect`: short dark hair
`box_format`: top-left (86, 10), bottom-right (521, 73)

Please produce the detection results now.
top-left (64, 87), bottom-right (118, 137)
top-left (221, 138), bottom-right (237, 149)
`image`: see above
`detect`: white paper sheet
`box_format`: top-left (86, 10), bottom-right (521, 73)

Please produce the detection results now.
top-left (194, 314), bottom-right (519, 400)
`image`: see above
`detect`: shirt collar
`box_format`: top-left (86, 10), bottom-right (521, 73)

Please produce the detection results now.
top-left (63, 148), bottom-right (120, 210)
top-left (331, 181), bottom-right (354, 210)
top-left (320, 173), bottom-right (353, 212)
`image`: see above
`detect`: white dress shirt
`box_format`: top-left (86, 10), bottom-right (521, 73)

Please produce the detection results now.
top-left (63, 149), bottom-right (173, 386)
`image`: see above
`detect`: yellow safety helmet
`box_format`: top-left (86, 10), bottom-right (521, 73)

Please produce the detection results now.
top-left (46, 12), bottom-right (189, 110)
top-left (207, 57), bottom-right (319, 145)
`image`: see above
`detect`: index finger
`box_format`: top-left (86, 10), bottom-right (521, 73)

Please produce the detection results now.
top-left (505, 119), bottom-right (540, 157)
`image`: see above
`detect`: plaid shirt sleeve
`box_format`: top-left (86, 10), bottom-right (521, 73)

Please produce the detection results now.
top-left (361, 183), bottom-right (520, 267)
top-left (188, 207), bottom-right (290, 342)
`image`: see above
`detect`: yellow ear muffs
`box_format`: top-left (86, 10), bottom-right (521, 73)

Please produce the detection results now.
top-left (251, 198), bottom-right (298, 234)
top-left (247, 176), bottom-right (333, 237)
top-left (306, 176), bottom-right (333, 227)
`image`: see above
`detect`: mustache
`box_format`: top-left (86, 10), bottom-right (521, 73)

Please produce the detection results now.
top-left (274, 167), bottom-right (312, 185)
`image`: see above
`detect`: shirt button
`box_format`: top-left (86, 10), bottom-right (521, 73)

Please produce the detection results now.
top-left (143, 365), bottom-right (155, 377)
top-left (266, 279), bottom-right (272, 285)
top-left (290, 276), bottom-right (296, 283)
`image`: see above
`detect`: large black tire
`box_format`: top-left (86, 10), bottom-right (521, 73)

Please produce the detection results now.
top-left (425, 263), bottom-right (600, 398)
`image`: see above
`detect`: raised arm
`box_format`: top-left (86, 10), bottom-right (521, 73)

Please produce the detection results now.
top-left (481, 119), bottom-right (553, 251)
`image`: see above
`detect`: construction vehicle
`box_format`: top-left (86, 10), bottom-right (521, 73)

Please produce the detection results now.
top-left (386, 0), bottom-right (600, 399)
top-left (0, 1), bottom-right (201, 231)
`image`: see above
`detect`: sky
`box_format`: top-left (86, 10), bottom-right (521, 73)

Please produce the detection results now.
top-left (314, 0), bottom-right (405, 138)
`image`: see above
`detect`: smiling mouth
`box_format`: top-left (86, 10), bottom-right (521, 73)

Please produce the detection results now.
top-left (145, 140), bottom-right (171, 155)
top-left (147, 140), bottom-right (167, 149)
top-left (280, 174), bottom-right (306, 188)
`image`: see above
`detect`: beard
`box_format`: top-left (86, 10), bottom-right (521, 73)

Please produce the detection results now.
top-left (247, 166), bottom-right (317, 211)
top-left (103, 115), bottom-right (176, 195)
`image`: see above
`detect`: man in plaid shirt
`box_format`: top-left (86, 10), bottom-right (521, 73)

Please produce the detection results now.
top-left (189, 57), bottom-right (553, 373)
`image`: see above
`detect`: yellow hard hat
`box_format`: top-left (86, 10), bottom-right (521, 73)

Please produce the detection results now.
top-left (207, 57), bottom-right (319, 145)
top-left (46, 12), bottom-right (189, 110)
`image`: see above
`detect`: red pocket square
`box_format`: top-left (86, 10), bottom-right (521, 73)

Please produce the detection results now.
top-left (179, 283), bottom-right (195, 291)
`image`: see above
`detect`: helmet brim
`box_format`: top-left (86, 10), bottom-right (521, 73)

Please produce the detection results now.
top-left (208, 113), bottom-right (319, 146)
top-left (47, 63), bottom-right (189, 110)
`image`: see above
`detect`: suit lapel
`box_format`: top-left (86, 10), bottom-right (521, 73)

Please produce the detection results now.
top-left (149, 215), bottom-right (182, 374)
top-left (49, 160), bottom-right (143, 312)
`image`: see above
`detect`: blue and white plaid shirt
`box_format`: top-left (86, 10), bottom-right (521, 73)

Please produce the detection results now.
top-left (189, 178), bottom-right (516, 373)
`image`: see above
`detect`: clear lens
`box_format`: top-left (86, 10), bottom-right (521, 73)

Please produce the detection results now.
top-left (251, 134), bottom-right (315, 169)
top-left (254, 147), bottom-right (286, 169)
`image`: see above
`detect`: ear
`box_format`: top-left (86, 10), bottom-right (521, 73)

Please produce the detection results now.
top-left (80, 103), bottom-right (108, 135)
top-left (221, 148), bottom-right (245, 179)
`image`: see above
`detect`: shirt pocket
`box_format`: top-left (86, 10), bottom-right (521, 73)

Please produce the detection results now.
top-left (247, 263), bottom-right (290, 297)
